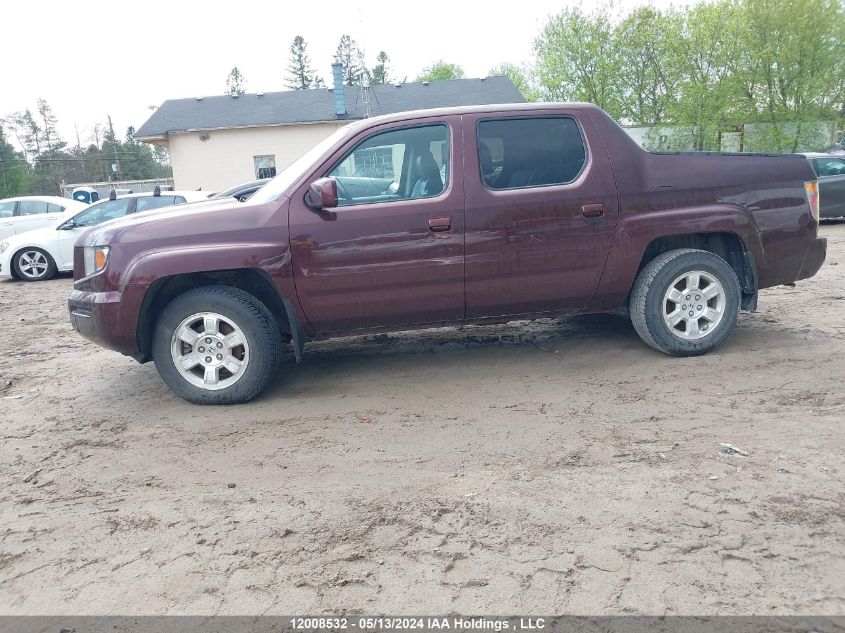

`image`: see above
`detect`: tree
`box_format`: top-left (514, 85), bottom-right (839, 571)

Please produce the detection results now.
top-left (286, 35), bottom-right (316, 90)
top-left (416, 61), bottom-right (465, 82)
top-left (36, 99), bottom-right (64, 153)
top-left (5, 110), bottom-right (43, 160)
top-left (666, 0), bottom-right (745, 150)
top-left (334, 35), bottom-right (366, 86)
top-left (0, 124), bottom-right (26, 198)
top-left (488, 62), bottom-right (540, 101)
top-left (730, 0), bottom-right (844, 151)
top-left (371, 51), bottom-right (391, 85)
top-left (534, 7), bottom-right (622, 117)
top-left (225, 67), bottom-right (246, 95)
top-left (615, 7), bottom-right (683, 125)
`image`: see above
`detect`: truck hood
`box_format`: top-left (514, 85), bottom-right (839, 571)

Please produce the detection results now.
top-left (80, 196), bottom-right (289, 249)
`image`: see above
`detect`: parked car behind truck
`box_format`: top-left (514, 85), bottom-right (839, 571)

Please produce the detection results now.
top-left (0, 190), bottom-right (208, 281)
top-left (68, 103), bottom-right (826, 404)
top-left (803, 153), bottom-right (845, 219)
top-left (0, 196), bottom-right (88, 242)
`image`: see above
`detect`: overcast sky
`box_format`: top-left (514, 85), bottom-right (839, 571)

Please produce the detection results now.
top-left (2, 0), bottom-right (688, 148)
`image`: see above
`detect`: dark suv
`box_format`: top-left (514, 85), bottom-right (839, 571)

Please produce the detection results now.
top-left (69, 103), bottom-right (826, 404)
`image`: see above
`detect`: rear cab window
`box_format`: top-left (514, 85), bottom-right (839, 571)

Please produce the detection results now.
top-left (812, 157), bottom-right (845, 176)
top-left (477, 117), bottom-right (587, 190)
top-left (326, 124), bottom-right (450, 207)
top-left (134, 196), bottom-right (181, 213)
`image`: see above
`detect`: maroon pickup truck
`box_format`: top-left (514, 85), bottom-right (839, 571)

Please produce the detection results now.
top-left (68, 103), bottom-right (826, 404)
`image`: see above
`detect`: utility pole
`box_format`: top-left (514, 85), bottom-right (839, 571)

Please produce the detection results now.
top-left (107, 114), bottom-right (120, 181)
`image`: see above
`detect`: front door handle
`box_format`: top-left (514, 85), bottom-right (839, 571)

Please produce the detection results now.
top-left (428, 216), bottom-right (452, 232)
top-left (581, 203), bottom-right (605, 218)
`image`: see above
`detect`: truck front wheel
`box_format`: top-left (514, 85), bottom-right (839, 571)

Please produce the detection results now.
top-left (152, 286), bottom-right (281, 404)
top-left (629, 248), bottom-right (741, 356)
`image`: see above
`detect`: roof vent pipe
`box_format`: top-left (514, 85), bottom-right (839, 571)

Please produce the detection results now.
top-left (331, 63), bottom-right (346, 117)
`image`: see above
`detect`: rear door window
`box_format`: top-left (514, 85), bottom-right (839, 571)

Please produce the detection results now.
top-left (18, 200), bottom-right (50, 215)
top-left (477, 117), bottom-right (587, 190)
top-left (0, 201), bottom-right (15, 218)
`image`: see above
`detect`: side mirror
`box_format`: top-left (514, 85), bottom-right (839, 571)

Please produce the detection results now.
top-left (307, 177), bottom-right (338, 211)
top-left (58, 219), bottom-right (76, 230)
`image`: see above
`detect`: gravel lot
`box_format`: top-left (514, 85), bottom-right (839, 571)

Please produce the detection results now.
top-left (1, 224), bottom-right (843, 615)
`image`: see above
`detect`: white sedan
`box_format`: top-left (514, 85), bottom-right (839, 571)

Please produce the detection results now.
top-left (0, 191), bottom-right (207, 281)
top-left (0, 195), bottom-right (88, 242)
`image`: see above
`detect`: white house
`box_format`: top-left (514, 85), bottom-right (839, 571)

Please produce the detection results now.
top-left (135, 67), bottom-right (524, 192)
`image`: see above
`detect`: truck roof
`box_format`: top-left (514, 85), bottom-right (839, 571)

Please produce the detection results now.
top-left (347, 102), bottom-right (602, 127)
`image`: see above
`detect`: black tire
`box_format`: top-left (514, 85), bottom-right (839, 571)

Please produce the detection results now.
top-left (12, 247), bottom-right (57, 282)
top-left (629, 248), bottom-right (741, 356)
top-left (152, 285), bottom-right (281, 404)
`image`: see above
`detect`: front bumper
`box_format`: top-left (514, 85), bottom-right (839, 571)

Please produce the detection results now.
top-left (68, 289), bottom-right (140, 359)
top-left (0, 251), bottom-right (13, 278)
top-left (797, 237), bottom-right (827, 280)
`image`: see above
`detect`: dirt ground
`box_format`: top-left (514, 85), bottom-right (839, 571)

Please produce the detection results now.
top-left (1, 225), bottom-right (843, 616)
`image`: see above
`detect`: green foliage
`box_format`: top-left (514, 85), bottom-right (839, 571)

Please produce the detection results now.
top-left (534, 7), bottom-right (623, 118)
top-left (532, 0), bottom-right (845, 152)
top-left (488, 63), bottom-right (540, 102)
top-left (286, 36), bottom-right (317, 90)
top-left (2, 99), bottom-right (172, 196)
top-left (416, 60), bottom-right (465, 82)
top-left (615, 7), bottom-right (683, 125)
top-left (371, 51), bottom-right (390, 85)
top-left (0, 124), bottom-right (27, 198)
top-left (225, 67), bottom-right (246, 96)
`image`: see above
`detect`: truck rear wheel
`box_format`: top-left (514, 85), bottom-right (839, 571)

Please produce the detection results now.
top-left (629, 248), bottom-right (741, 356)
top-left (152, 286), bottom-right (281, 404)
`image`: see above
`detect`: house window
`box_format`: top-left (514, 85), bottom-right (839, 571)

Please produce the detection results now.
top-left (254, 155), bottom-right (276, 179)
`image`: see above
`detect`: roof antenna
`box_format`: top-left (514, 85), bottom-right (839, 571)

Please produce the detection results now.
top-left (109, 189), bottom-right (117, 201)
top-left (153, 185), bottom-right (161, 197)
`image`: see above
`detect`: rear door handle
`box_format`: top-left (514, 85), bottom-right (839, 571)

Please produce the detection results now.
top-left (428, 216), bottom-right (452, 232)
top-left (581, 203), bottom-right (605, 218)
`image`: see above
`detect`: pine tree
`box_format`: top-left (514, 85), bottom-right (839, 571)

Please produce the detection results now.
top-left (0, 124), bottom-right (26, 198)
top-left (286, 35), bottom-right (316, 90)
top-left (371, 51), bottom-right (390, 84)
top-left (36, 98), bottom-right (65, 153)
top-left (225, 67), bottom-right (246, 95)
top-left (334, 35), bottom-right (366, 86)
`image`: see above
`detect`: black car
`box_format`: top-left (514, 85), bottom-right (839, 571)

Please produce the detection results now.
top-left (211, 178), bottom-right (270, 203)
top-left (804, 153), bottom-right (845, 219)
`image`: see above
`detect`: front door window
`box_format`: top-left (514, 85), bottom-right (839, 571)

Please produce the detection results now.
top-left (328, 124), bottom-right (449, 206)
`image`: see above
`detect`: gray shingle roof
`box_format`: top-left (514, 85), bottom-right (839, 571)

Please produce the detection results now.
top-left (135, 77), bottom-right (524, 139)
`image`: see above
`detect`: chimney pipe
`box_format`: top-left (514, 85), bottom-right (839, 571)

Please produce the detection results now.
top-left (331, 63), bottom-right (346, 117)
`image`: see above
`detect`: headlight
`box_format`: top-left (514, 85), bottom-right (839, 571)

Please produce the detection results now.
top-left (0, 242), bottom-right (8, 254)
top-left (83, 246), bottom-right (110, 276)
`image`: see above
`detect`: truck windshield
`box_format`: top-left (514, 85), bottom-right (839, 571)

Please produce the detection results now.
top-left (249, 123), bottom-right (357, 204)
